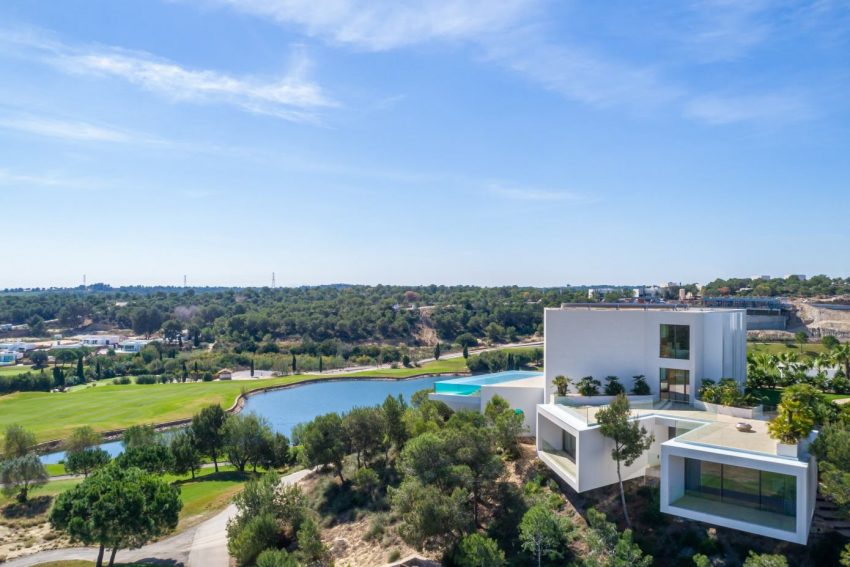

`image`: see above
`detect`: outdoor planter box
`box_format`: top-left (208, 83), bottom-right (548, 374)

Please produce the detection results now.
top-left (693, 399), bottom-right (763, 419)
top-left (552, 394), bottom-right (656, 407)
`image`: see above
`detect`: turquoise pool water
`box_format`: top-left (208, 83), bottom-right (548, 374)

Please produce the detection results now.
top-left (434, 370), bottom-right (542, 396)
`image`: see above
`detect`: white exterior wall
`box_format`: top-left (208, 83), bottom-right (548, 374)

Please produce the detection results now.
top-left (544, 308), bottom-right (746, 402)
top-left (428, 393), bottom-right (480, 412)
top-left (660, 441), bottom-right (814, 544)
top-left (537, 405), bottom-right (651, 492)
top-left (480, 383), bottom-right (544, 436)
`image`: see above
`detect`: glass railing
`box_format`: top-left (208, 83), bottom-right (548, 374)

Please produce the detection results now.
top-left (552, 397), bottom-right (668, 425)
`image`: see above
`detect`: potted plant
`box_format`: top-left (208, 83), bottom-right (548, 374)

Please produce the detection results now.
top-left (768, 384), bottom-right (820, 457)
top-left (552, 375), bottom-right (571, 397)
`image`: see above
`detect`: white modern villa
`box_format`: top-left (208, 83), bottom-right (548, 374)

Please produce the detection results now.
top-left (431, 304), bottom-right (818, 544)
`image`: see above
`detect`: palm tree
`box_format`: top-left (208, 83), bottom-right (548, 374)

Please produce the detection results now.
top-left (832, 344), bottom-right (850, 381)
top-left (748, 353), bottom-right (778, 390)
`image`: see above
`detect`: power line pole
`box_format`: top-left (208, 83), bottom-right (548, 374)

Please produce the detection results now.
top-left (272, 272), bottom-right (276, 289)
top-left (184, 275), bottom-right (187, 288)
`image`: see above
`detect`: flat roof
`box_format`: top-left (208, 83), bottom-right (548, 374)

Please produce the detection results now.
top-left (551, 303), bottom-right (745, 313)
top-left (544, 402), bottom-right (802, 462)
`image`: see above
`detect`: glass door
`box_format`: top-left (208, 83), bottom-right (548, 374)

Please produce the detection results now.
top-left (659, 368), bottom-right (689, 403)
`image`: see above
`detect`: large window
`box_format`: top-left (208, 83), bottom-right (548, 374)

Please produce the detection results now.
top-left (660, 368), bottom-right (690, 403)
top-left (562, 430), bottom-right (577, 463)
top-left (660, 324), bottom-right (690, 359)
top-left (684, 458), bottom-right (796, 518)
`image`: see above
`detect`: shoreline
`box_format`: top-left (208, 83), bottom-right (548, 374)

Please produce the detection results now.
top-left (35, 370), bottom-right (470, 455)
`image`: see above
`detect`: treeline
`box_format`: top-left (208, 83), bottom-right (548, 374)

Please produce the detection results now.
top-left (0, 285), bottom-right (593, 345)
top-left (703, 275), bottom-right (850, 298)
top-left (465, 348), bottom-right (543, 373)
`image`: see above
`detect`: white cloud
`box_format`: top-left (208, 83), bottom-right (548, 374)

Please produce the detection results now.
top-left (0, 168), bottom-right (108, 190)
top-left (0, 115), bottom-right (142, 143)
top-left (483, 30), bottom-right (682, 111)
top-left (1, 29), bottom-right (334, 122)
top-left (683, 0), bottom-right (774, 61)
top-left (684, 92), bottom-right (812, 125)
top-left (489, 184), bottom-right (593, 203)
top-left (204, 0), bottom-right (538, 50)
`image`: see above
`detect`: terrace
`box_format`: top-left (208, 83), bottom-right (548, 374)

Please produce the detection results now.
top-left (547, 398), bottom-right (800, 461)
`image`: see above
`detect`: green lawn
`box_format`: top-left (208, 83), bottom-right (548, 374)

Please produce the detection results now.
top-left (45, 463), bottom-right (66, 476)
top-left (0, 364), bottom-right (34, 376)
top-left (174, 470), bottom-right (251, 527)
top-left (2, 465), bottom-right (252, 529)
top-left (0, 357), bottom-right (471, 444)
top-left (0, 478), bottom-right (83, 508)
top-left (345, 356), bottom-right (468, 377)
top-left (747, 342), bottom-right (828, 359)
top-left (751, 387), bottom-right (850, 405)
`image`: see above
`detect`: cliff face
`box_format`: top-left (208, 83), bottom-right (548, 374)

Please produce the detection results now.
top-left (791, 297), bottom-right (850, 338)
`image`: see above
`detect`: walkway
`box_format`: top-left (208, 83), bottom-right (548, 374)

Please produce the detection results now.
top-left (4, 468), bottom-right (315, 567)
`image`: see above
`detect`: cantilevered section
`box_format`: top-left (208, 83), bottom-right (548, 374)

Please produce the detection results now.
top-left (537, 399), bottom-right (815, 544)
top-left (536, 305), bottom-right (816, 544)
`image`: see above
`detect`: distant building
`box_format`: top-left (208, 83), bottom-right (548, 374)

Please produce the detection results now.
top-left (0, 342), bottom-right (36, 353)
top-left (785, 274), bottom-right (807, 281)
top-left (75, 335), bottom-right (123, 347)
top-left (216, 368), bottom-right (233, 380)
top-left (0, 323), bottom-right (12, 332)
top-left (0, 351), bottom-right (19, 365)
top-left (703, 297), bottom-right (789, 330)
top-left (751, 275), bottom-right (771, 281)
top-left (117, 340), bottom-right (149, 354)
top-left (633, 285), bottom-right (662, 299)
top-left (588, 287), bottom-right (617, 300)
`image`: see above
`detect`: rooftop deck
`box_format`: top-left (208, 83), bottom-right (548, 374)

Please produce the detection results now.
top-left (548, 400), bottom-right (795, 461)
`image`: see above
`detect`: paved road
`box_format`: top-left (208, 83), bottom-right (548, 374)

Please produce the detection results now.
top-left (309, 340), bottom-right (544, 376)
top-left (187, 467), bottom-right (313, 567)
top-left (4, 468), bottom-right (315, 567)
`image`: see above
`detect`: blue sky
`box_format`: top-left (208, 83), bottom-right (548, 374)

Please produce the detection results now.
top-left (1, 1), bottom-right (848, 288)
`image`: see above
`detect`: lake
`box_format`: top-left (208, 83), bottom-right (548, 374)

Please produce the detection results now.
top-left (41, 375), bottom-right (442, 464)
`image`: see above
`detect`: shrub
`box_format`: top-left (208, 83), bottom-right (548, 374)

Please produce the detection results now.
top-left (604, 376), bottom-right (625, 396)
top-left (228, 513), bottom-right (281, 566)
top-left (453, 533), bottom-right (506, 567)
top-left (698, 378), bottom-right (754, 408)
top-left (112, 376), bottom-right (131, 385)
top-left (0, 371), bottom-right (55, 394)
top-left (576, 376), bottom-right (601, 396)
top-left (632, 374), bottom-right (651, 395)
top-left (135, 375), bottom-right (157, 385)
top-left (552, 375), bottom-right (570, 396)
top-left (387, 549), bottom-right (402, 563)
top-left (256, 549), bottom-right (297, 567)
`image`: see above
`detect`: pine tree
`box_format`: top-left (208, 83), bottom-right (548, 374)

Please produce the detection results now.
top-left (434, 343), bottom-right (441, 360)
top-left (292, 353), bottom-right (297, 373)
top-left (463, 345), bottom-right (469, 359)
top-left (318, 356), bottom-right (323, 373)
top-left (76, 356), bottom-right (84, 382)
top-left (250, 359), bottom-right (255, 377)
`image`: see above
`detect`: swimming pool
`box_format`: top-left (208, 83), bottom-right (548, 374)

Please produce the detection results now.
top-left (434, 370), bottom-right (543, 396)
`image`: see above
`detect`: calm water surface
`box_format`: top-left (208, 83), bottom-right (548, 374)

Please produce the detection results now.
top-left (41, 375), bottom-right (441, 463)
top-left (242, 375), bottom-right (441, 437)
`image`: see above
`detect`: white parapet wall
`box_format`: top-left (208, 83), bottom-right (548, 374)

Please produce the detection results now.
top-left (693, 400), bottom-right (764, 419)
top-left (428, 392), bottom-right (481, 412)
top-left (481, 377), bottom-right (545, 436)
